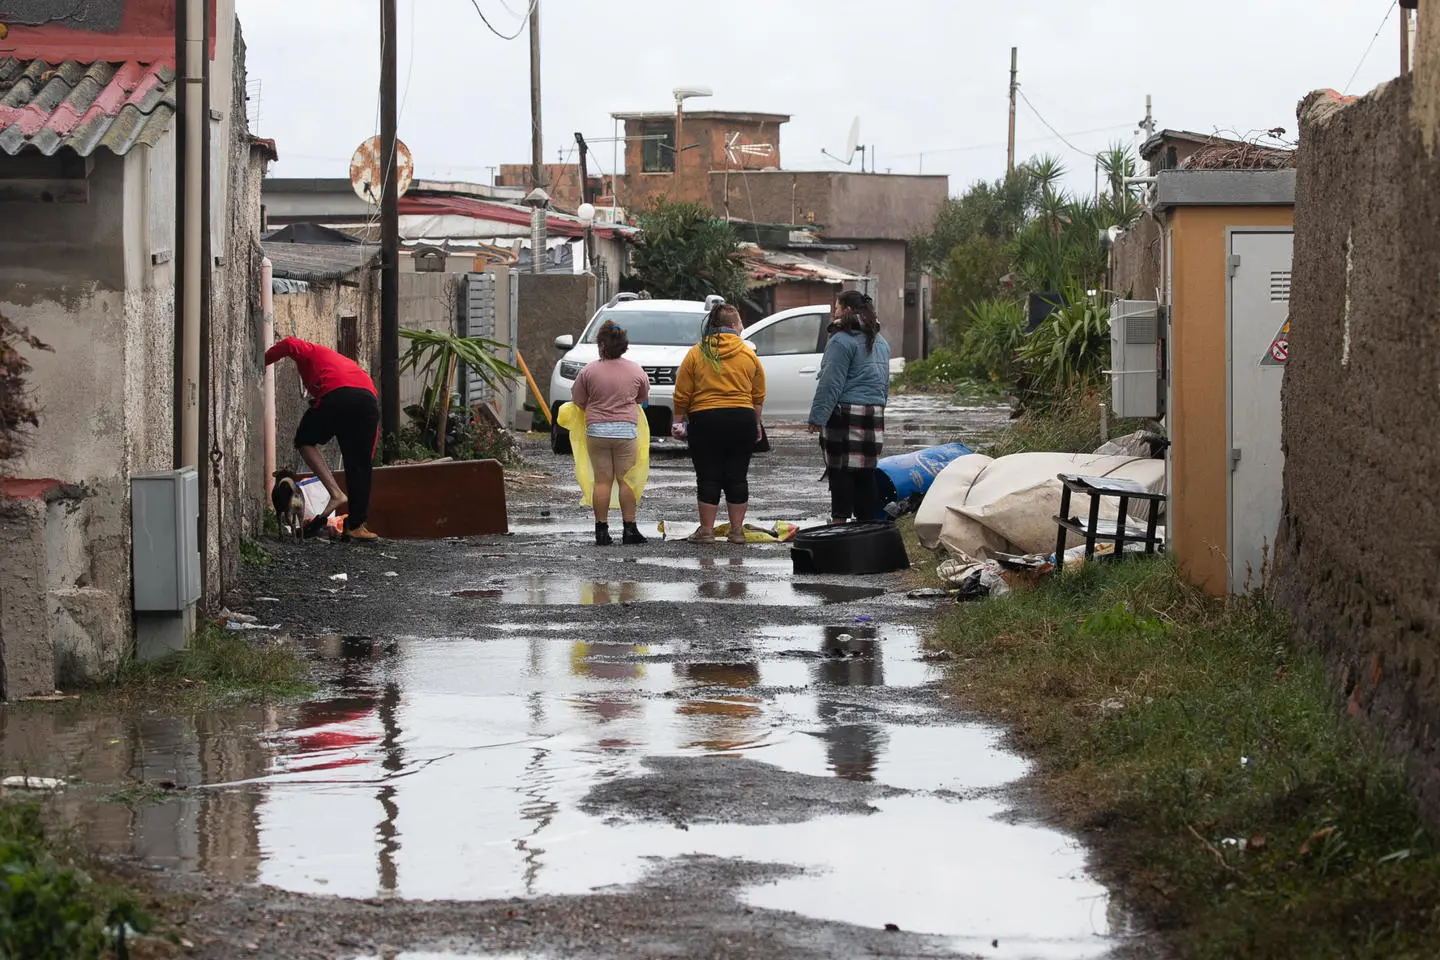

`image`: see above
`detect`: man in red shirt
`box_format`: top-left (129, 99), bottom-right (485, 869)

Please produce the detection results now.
top-left (264, 337), bottom-right (380, 542)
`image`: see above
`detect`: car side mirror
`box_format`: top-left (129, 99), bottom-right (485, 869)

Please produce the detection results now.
top-left (553, 334), bottom-right (575, 350)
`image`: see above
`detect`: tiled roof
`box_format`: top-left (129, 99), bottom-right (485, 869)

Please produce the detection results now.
top-left (0, 58), bottom-right (176, 157)
top-left (740, 244), bottom-right (866, 288)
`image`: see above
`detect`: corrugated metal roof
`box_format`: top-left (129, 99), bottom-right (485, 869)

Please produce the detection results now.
top-left (0, 58), bottom-right (175, 157)
top-left (262, 242), bottom-right (380, 283)
top-left (741, 244), bottom-right (865, 288)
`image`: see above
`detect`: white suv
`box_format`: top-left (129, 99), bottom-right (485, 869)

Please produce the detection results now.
top-left (548, 296), bottom-right (836, 455)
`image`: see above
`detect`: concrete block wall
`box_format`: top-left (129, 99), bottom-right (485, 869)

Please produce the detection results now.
top-left (517, 273), bottom-right (596, 411)
top-left (1277, 77), bottom-right (1440, 825)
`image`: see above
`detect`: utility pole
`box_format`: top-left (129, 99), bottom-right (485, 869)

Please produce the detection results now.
top-left (575, 132), bottom-right (595, 205)
top-left (1006, 47), bottom-right (1018, 175)
top-left (529, 0), bottom-right (544, 192)
top-left (1143, 94), bottom-right (1154, 138)
top-left (379, 0), bottom-right (400, 449)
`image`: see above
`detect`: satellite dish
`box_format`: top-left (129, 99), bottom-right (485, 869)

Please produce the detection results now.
top-left (844, 117), bottom-right (861, 160)
top-left (349, 135), bottom-right (414, 206)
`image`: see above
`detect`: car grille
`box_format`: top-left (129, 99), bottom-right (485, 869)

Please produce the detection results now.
top-left (642, 366), bottom-right (676, 386)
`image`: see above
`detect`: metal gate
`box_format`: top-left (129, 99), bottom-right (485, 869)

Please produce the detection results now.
top-left (462, 272), bottom-right (499, 405)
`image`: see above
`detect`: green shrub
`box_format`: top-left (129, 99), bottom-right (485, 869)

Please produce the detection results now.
top-left (959, 299), bottom-right (1025, 384)
top-left (0, 800), bottom-right (148, 959)
top-left (894, 347), bottom-right (969, 391)
top-left (1016, 287), bottom-right (1110, 402)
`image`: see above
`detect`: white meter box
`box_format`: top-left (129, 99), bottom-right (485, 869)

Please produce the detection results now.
top-left (1109, 300), bottom-right (1162, 419)
top-left (131, 468), bottom-right (201, 611)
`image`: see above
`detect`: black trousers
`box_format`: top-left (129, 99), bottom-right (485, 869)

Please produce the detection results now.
top-left (829, 468), bottom-right (880, 523)
top-left (688, 407), bottom-right (755, 505)
top-left (294, 387), bottom-right (380, 530)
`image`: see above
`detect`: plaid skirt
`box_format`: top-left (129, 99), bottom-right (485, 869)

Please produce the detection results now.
top-left (821, 403), bottom-right (885, 471)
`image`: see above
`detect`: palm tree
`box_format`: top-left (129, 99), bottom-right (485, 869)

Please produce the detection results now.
top-left (399, 328), bottom-right (520, 457)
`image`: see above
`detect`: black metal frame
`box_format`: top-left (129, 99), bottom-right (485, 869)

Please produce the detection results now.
top-left (1052, 473), bottom-right (1166, 565)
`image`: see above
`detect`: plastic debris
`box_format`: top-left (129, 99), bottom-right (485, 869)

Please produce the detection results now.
top-left (216, 608), bottom-right (257, 624)
top-left (329, 573), bottom-right (348, 582)
top-left (906, 588), bottom-right (949, 599)
top-left (384, 571), bottom-right (398, 578)
top-left (937, 558), bottom-right (1011, 600)
top-left (2, 776), bottom-right (65, 791)
top-left (225, 621), bottom-right (281, 632)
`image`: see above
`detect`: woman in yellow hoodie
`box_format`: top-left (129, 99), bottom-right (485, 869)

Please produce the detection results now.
top-left (672, 303), bottom-right (766, 543)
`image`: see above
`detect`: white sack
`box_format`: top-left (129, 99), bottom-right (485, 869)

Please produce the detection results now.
top-left (922, 452), bottom-right (1165, 560)
top-left (914, 453), bottom-right (994, 548)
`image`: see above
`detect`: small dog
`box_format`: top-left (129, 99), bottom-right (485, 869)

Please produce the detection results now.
top-left (271, 469), bottom-right (305, 542)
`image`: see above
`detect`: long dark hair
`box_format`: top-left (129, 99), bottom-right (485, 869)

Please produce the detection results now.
top-left (699, 303), bottom-right (741, 368)
top-left (834, 290), bottom-right (879, 352)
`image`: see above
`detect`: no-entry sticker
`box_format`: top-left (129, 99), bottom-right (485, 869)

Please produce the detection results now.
top-left (1261, 319), bottom-right (1290, 366)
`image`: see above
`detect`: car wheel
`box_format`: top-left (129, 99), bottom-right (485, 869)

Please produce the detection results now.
top-left (550, 409), bottom-right (572, 456)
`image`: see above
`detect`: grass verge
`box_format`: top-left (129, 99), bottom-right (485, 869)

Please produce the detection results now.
top-left (116, 625), bottom-right (314, 703)
top-left (983, 391), bottom-right (1152, 458)
top-left (0, 798), bottom-right (153, 958)
top-left (934, 557), bottom-right (1440, 959)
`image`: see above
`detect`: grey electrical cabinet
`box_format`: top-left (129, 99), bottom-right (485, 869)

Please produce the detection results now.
top-left (1108, 300), bottom-right (1162, 418)
top-left (131, 468), bottom-right (201, 611)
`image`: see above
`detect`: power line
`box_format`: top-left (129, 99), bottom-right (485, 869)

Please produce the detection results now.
top-left (889, 123), bottom-right (1134, 160)
top-left (468, 0), bottom-right (536, 40)
top-left (1016, 88), bottom-right (1092, 156)
top-left (1344, 0), bottom-right (1398, 94)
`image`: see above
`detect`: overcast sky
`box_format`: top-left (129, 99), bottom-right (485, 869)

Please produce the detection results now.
top-left (234, 0), bottom-right (1405, 201)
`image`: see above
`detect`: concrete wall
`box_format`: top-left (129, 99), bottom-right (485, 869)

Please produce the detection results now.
top-left (203, 22), bottom-right (266, 601)
top-left (517, 273), bottom-right (595, 410)
top-left (1276, 75), bottom-right (1440, 824)
top-left (1112, 213), bottom-right (1163, 302)
top-left (1166, 204), bottom-right (1293, 596)
top-left (619, 115), bottom-right (781, 211)
top-left (270, 273), bottom-right (377, 467)
top-left (820, 240), bottom-right (915, 356)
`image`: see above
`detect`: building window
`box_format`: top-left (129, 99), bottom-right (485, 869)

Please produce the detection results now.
top-left (640, 120), bottom-right (674, 173)
top-left (339, 316), bottom-right (359, 360)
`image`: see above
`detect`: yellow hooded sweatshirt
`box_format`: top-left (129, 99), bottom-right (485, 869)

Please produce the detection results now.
top-left (673, 333), bottom-right (766, 419)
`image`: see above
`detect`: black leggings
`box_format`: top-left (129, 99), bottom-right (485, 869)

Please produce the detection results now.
top-left (688, 407), bottom-right (755, 505)
top-left (829, 468), bottom-right (880, 522)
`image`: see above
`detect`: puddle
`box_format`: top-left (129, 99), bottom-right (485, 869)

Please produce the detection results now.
top-left (1, 623), bottom-right (1110, 955)
top-left (451, 576), bottom-right (884, 606)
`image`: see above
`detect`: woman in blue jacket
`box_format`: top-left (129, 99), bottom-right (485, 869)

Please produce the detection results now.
top-left (807, 291), bottom-right (892, 523)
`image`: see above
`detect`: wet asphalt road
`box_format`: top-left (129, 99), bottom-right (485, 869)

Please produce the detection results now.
top-left (0, 396), bottom-right (1122, 959)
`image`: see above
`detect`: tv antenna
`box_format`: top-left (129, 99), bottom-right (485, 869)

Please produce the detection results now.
top-left (821, 116), bottom-right (867, 173)
top-left (724, 132), bottom-right (775, 166)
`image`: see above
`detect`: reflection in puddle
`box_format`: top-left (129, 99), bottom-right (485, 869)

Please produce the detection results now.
top-left (457, 575), bottom-right (885, 606)
top-left (0, 624), bottom-right (1110, 955)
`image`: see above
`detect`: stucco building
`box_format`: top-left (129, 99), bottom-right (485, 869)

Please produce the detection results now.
top-left (0, 0), bottom-right (270, 694)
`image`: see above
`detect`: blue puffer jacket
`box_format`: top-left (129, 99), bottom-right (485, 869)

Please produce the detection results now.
top-left (807, 330), bottom-right (891, 426)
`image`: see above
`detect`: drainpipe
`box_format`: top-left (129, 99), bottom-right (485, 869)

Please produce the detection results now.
top-left (261, 257), bottom-right (275, 498)
top-left (176, 0), bottom-right (204, 476)
top-left (196, 0), bottom-right (212, 603)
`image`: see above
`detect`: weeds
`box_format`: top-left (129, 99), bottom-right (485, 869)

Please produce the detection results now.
top-left (0, 799), bottom-right (150, 959)
top-left (982, 391), bottom-right (1152, 457)
top-left (240, 537), bottom-right (272, 566)
top-left (934, 557), bottom-right (1440, 958)
top-left (118, 625), bottom-right (313, 702)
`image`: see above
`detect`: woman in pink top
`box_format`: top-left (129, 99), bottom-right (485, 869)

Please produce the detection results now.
top-left (570, 321), bottom-right (651, 545)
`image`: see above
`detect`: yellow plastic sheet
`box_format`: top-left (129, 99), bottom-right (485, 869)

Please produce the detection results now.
top-left (557, 402), bottom-right (650, 509)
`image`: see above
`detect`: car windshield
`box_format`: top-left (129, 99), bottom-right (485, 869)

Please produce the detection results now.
top-left (582, 309), bottom-right (704, 346)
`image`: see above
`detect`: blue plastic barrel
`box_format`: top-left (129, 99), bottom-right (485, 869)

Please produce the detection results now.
top-left (874, 442), bottom-right (973, 518)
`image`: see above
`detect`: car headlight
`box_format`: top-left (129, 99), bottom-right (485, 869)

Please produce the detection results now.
top-left (559, 360), bottom-right (587, 380)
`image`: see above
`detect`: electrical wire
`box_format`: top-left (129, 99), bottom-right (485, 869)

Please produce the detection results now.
top-left (1344, 0), bottom-right (1399, 94)
top-left (889, 123), bottom-right (1135, 161)
top-left (1016, 88), bottom-right (1093, 156)
top-left (469, 0), bottom-right (537, 40)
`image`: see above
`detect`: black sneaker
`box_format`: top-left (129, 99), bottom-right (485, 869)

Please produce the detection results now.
top-left (622, 522), bottom-right (647, 545)
top-left (595, 523), bottom-right (613, 546)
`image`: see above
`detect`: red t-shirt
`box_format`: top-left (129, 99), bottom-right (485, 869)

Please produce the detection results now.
top-left (264, 337), bottom-right (376, 399)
